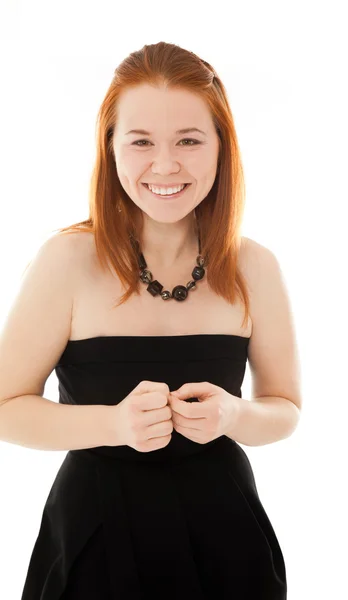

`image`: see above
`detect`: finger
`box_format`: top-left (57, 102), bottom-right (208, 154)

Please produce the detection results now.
top-left (170, 396), bottom-right (207, 419)
top-left (173, 412), bottom-right (203, 430)
top-left (174, 424), bottom-right (202, 442)
top-left (174, 382), bottom-right (214, 401)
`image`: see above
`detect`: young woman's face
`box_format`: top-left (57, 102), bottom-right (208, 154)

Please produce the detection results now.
top-left (113, 83), bottom-right (220, 224)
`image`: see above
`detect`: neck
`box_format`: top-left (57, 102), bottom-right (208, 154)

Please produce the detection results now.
top-left (135, 214), bottom-right (199, 270)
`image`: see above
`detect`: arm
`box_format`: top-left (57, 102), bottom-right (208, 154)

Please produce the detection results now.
top-left (0, 395), bottom-right (113, 451)
top-left (230, 238), bottom-right (303, 447)
top-left (226, 395), bottom-right (301, 447)
top-left (0, 234), bottom-right (116, 452)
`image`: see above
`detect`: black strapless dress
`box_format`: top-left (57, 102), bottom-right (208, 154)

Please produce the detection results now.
top-left (20, 334), bottom-right (287, 599)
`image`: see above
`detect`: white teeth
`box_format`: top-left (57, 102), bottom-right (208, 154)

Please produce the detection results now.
top-left (146, 184), bottom-right (186, 195)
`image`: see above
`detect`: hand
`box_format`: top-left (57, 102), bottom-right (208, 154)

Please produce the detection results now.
top-left (169, 381), bottom-right (242, 444)
top-left (110, 381), bottom-right (173, 452)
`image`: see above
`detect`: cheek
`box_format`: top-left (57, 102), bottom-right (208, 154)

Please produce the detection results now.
top-left (188, 149), bottom-right (215, 174)
top-left (116, 161), bottom-right (138, 185)
top-left (121, 153), bottom-right (147, 179)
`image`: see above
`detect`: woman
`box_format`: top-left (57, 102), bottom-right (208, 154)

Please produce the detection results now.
top-left (0, 42), bottom-right (302, 599)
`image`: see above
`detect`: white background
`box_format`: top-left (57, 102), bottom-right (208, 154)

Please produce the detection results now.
top-left (0, 1), bottom-right (347, 598)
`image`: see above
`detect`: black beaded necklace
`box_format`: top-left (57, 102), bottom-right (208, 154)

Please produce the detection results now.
top-left (129, 232), bottom-right (206, 302)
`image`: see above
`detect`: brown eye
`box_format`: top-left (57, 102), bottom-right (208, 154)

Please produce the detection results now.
top-left (132, 138), bottom-right (201, 147)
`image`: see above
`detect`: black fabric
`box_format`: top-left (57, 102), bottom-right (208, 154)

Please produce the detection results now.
top-left (20, 334), bottom-right (287, 599)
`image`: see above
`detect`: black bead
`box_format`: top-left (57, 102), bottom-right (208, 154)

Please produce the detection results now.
top-left (140, 269), bottom-right (152, 283)
top-left (192, 265), bottom-right (205, 281)
top-left (161, 290), bottom-right (172, 300)
top-left (172, 285), bottom-right (188, 301)
top-left (147, 280), bottom-right (163, 297)
top-left (139, 253), bottom-right (147, 270)
top-left (133, 232), bottom-right (206, 301)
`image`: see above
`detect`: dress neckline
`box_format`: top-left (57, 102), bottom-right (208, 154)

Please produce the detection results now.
top-left (67, 333), bottom-right (251, 344)
top-left (57, 334), bottom-right (250, 367)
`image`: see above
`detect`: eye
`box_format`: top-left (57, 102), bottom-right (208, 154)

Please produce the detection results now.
top-left (132, 138), bottom-right (201, 147)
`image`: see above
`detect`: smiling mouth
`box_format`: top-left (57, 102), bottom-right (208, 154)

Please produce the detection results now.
top-left (142, 183), bottom-right (191, 198)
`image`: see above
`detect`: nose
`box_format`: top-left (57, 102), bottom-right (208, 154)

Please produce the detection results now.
top-left (151, 147), bottom-right (182, 172)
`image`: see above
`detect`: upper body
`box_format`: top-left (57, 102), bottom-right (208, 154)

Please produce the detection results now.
top-left (0, 231), bottom-right (302, 414)
top-left (0, 83), bottom-right (302, 414)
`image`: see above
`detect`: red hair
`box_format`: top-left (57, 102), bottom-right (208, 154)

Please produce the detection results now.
top-left (52, 42), bottom-right (250, 329)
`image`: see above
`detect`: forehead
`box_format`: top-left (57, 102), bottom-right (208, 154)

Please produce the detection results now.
top-left (115, 84), bottom-right (212, 132)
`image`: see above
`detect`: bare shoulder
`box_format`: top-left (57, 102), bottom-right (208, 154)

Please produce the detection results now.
top-left (52, 230), bottom-right (91, 258)
top-left (238, 236), bottom-right (276, 283)
top-left (20, 230), bottom-right (89, 272)
top-left (52, 231), bottom-right (94, 276)
top-left (67, 230), bottom-right (96, 260)
top-left (239, 235), bottom-right (293, 308)
top-left (240, 235), bottom-right (302, 413)
top-left (0, 231), bottom-right (87, 406)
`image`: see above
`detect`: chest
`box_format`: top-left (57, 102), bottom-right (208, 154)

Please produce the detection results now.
top-left (69, 235), bottom-right (252, 341)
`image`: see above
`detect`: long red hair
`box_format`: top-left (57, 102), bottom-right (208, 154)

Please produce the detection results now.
top-left (52, 42), bottom-right (250, 329)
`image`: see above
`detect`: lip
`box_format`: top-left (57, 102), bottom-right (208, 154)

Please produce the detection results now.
top-left (142, 182), bottom-right (191, 199)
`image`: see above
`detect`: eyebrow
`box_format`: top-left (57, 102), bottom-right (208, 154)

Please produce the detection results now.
top-left (125, 127), bottom-right (207, 136)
